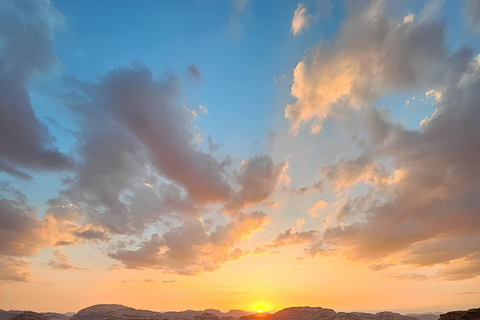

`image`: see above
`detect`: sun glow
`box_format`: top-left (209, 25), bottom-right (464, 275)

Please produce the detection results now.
top-left (258, 309), bottom-right (263, 313)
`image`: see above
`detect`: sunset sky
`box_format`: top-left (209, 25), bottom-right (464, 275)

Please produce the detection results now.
top-left (1, 0), bottom-right (480, 314)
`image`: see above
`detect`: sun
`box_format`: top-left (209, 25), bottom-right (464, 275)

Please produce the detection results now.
top-left (258, 309), bottom-right (263, 313)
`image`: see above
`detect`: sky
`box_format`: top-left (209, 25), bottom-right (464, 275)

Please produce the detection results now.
top-left (1, 0), bottom-right (480, 314)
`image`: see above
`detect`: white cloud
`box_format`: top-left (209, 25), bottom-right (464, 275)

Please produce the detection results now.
top-left (291, 3), bottom-right (310, 36)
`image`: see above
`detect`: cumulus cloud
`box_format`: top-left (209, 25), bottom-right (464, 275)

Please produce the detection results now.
top-left (285, 0), bottom-right (447, 134)
top-left (281, 0), bottom-right (480, 281)
top-left (291, 3), bottom-right (310, 36)
top-left (0, 256), bottom-right (32, 283)
top-left (52, 65), bottom-right (240, 235)
top-left (109, 211), bottom-right (269, 275)
top-left (48, 249), bottom-right (83, 270)
top-left (0, 0), bottom-right (70, 179)
top-left (225, 156), bottom-right (286, 213)
top-left (305, 52), bottom-right (480, 279)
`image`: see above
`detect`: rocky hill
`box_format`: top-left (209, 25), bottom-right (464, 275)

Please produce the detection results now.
top-left (71, 305), bottom-right (251, 320)
top-left (0, 310), bottom-right (67, 320)
top-left (238, 307), bottom-right (419, 320)
top-left (70, 305), bottom-right (164, 320)
top-left (2, 305), bottom-right (479, 320)
top-left (439, 309), bottom-right (480, 320)
top-left (8, 312), bottom-right (47, 320)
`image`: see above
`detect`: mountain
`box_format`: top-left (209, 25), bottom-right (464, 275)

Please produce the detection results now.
top-left (3, 305), bottom-right (480, 320)
top-left (439, 308), bottom-right (480, 320)
top-left (239, 307), bottom-right (421, 320)
top-left (71, 305), bottom-right (253, 320)
top-left (0, 310), bottom-right (67, 320)
top-left (9, 312), bottom-right (47, 320)
top-left (70, 304), bottom-right (165, 320)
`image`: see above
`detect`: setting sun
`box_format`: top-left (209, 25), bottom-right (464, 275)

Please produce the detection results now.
top-left (258, 309), bottom-right (263, 313)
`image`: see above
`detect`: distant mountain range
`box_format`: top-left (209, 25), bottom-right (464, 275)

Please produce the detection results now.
top-left (0, 305), bottom-right (478, 320)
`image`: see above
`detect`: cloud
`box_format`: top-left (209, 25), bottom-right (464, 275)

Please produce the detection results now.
top-left (187, 64), bottom-right (202, 81)
top-left (295, 218), bottom-right (305, 230)
top-left (53, 65), bottom-right (239, 235)
top-left (233, 0), bottom-right (251, 12)
top-left (163, 279), bottom-right (176, 283)
top-left (73, 229), bottom-right (109, 241)
top-left (291, 3), bottom-right (310, 37)
top-left (288, 181), bottom-right (323, 196)
top-left (425, 89), bottom-right (442, 101)
top-left (273, 74), bottom-right (285, 84)
top-left (305, 50), bottom-right (480, 279)
top-left (282, 0), bottom-right (480, 281)
top-left (0, 0), bottom-right (71, 178)
top-left (285, 0), bottom-right (447, 134)
top-left (390, 273), bottom-right (429, 281)
top-left (466, 0), bottom-right (480, 30)
top-left (225, 156), bottom-right (286, 213)
top-left (254, 247), bottom-right (266, 255)
top-left (435, 252), bottom-right (480, 281)
top-left (109, 211), bottom-right (269, 275)
top-left (227, 0), bottom-right (251, 39)
top-left (321, 156), bottom-right (394, 192)
top-left (267, 228), bottom-right (317, 248)
top-left (0, 183), bottom-right (81, 257)
top-left (403, 13), bottom-right (415, 24)
top-left (48, 249), bottom-right (84, 270)
top-left (309, 200), bottom-right (327, 218)
top-left (0, 256), bottom-right (32, 283)
top-left (229, 247), bottom-right (249, 260)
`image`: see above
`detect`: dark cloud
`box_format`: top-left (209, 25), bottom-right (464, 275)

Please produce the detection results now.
top-left (0, 0), bottom-right (70, 178)
top-left (225, 156), bottom-right (286, 213)
top-left (187, 64), bottom-right (202, 81)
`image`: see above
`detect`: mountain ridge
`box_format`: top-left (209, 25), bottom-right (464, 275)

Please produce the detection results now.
top-left (1, 305), bottom-right (478, 320)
